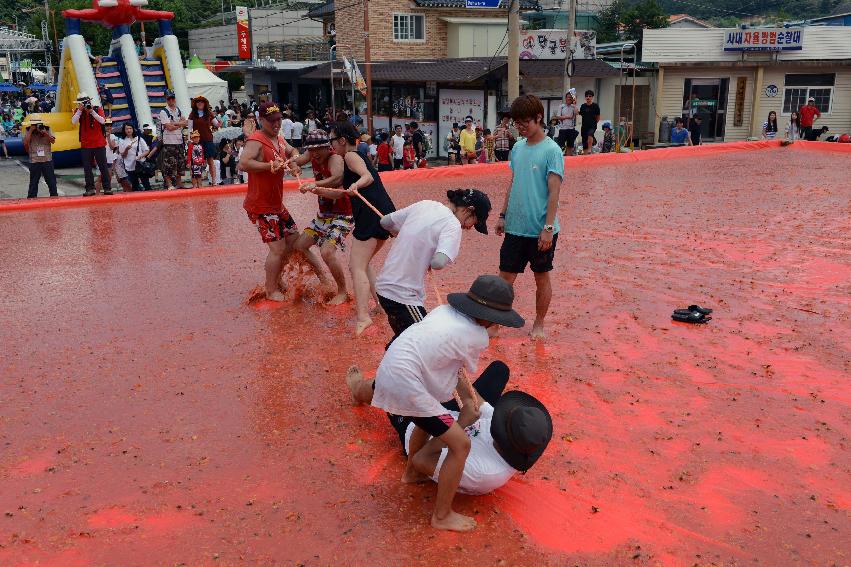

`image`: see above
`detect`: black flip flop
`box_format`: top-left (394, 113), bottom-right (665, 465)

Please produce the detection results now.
top-left (672, 310), bottom-right (711, 324)
top-left (688, 305), bottom-right (713, 315)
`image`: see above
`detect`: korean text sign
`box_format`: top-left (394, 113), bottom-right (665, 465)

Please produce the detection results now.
top-left (723, 28), bottom-right (803, 52)
top-left (236, 6), bottom-right (251, 60)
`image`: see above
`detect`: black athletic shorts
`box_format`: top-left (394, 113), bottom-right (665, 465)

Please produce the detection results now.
top-left (411, 414), bottom-right (454, 437)
top-left (378, 295), bottom-right (426, 344)
top-left (557, 128), bottom-right (578, 150)
top-left (499, 232), bottom-right (559, 274)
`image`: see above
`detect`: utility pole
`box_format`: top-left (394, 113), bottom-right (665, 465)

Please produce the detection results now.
top-left (507, 0), bottom-right (520, 101)
top-left (562, 0), bottom-right (576, 95)
top-left (364, 0), bottom-right (373, 134)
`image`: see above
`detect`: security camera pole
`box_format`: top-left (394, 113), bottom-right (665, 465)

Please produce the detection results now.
top-left (562, 0), bottom-right (577, 94)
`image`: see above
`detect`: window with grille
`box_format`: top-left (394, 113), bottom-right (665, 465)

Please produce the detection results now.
top-left (393, 14), bottom-right (425, 41)
top-left (782, 74), bottom-right (834, 114)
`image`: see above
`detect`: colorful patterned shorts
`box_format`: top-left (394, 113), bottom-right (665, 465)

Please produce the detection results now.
top-left (304, 214), bottom-right (355, 250)
top-left (248, 209), bottom-right (299, 243)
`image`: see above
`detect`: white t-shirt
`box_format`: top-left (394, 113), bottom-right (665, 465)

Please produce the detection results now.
top-left (405, 402), bottom-right (516, 495)
top-left (369, 143), bottom-right (378, 157)
top-left (118, 136), bottom-right (149, 171)
top-left (304, 118), bottom-right (318, 133)
top-left (391, 133), bottom-right (405, 159)
top-left (292, 121), bottom-right (304, 140)
top-left (375, 200), bottom-right (462, 307)
top-left (105, 133), bottom-right (119, 164)
top-left (372, 304), bottom-right (489, 417)
top-left (558, 103), bottom-right (576, 129)
top-left (159, 106), bottom-right (185, 145)
top-left (282, 118), bottom-right (294, 139)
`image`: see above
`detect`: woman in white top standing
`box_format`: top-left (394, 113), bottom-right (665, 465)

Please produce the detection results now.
top-left (291, 117), bottom-right (304, 149)
top-left (375, 188), bottom-right (492, 345)
top-left (785, 111), bottom-right (802, 142)
top-left (118, 123), bottom-right (151, 191)
top-left (762, 111), bottom-right (779, 140)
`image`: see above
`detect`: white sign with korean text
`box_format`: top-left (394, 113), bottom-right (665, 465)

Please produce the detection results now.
top-left (724, 28), bottom-right (803, 52)
top-left (438, 89), bottom-right (484, 157)
top-left (519, 29), bottom-right (596, 60)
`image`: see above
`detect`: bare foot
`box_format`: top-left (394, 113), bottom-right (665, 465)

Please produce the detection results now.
top-left (431, 511), bottom-right (477, 532)
top-left (266, 290), bottom-right (286, 302)
top-left (327, 292), bottom-right (349, 306)
top-left (401, 466), bottom-right (429, 484)
top-left (355, 318), bottom-right (373, 336)
top-left (346, 366), bottom-right (363, 403)
top-left (530, 321), bottom-right (546, 340)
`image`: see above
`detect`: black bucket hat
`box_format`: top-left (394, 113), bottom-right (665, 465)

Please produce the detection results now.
top-left (447, 275), bottom-right (524, 328)
top-left (491, 391), bottom-right (552, 472)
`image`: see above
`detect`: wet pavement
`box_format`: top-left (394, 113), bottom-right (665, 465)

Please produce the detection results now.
top-left (0, 145), bottom-right (849, 566)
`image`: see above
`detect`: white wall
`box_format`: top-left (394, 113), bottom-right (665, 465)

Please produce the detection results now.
top-left (189, 9), bottom-right (322, 61)
top-left (447, 22), bottom-right (508, 58)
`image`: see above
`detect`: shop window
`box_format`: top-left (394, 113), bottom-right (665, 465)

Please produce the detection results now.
top-left (393, 14), bottom-right (425, 41)
top-left (782, 74), bottom-right (834, 114)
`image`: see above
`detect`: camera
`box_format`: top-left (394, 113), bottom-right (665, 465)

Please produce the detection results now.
top-left (37, 124), bottom-right (46, 131)
top-left (85, 102), bottom-right (92, 110)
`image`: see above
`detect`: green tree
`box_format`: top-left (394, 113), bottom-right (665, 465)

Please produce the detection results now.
top-left (594, 0), bottom-right (669, 44)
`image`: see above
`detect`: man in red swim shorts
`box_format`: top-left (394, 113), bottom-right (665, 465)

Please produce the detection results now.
top-left (240, 101), bottom-right (327, 301)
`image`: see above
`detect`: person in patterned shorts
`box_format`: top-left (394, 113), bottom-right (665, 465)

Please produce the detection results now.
top-left (239, 101), bottom-right (328, 301)
top-left (290, 128), bottom-right (354, 305)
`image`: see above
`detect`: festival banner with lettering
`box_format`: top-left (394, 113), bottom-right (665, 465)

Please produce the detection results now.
top-left (519, 29), bottom-right (596, 60)
top-left (723, 28), bottom-right (803, 52)
top-left (236, 6), bottom-right (251, 60)
top-left (438, 89), bottom-right (484, 157)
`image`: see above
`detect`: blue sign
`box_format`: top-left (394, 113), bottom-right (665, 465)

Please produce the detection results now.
top-left (466, 0), bottom-right (502, 7)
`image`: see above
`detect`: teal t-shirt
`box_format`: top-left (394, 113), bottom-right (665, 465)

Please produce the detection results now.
top-left (506, 136), bottom-right (564, 237)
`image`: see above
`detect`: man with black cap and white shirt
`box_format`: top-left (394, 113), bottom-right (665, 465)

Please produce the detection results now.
top-left (347, 274), bottom-right (525, 532)
top-left (374, 188), bottom-right (492, 346)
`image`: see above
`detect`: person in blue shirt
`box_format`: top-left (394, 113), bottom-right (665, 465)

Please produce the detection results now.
top-left (495, 94), bottom-right (564, 340)
top-left (670, 117), bottom-right (691, 145)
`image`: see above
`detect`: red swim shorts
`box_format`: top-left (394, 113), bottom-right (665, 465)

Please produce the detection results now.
top-left (248, 209), bottom-right (298, 243)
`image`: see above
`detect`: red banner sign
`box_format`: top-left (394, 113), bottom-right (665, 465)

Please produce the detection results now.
top-left (236, 6), bottom-right (251, 60)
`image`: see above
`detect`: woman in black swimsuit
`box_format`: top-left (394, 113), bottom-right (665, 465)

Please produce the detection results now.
top-left (330, 121), bottom-right (396, 335)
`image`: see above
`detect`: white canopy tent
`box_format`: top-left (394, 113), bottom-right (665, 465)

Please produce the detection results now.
top-left (184, 55), bottom-right (229, 106)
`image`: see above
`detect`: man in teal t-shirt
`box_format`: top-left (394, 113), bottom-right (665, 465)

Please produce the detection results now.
top-left (495, 94), bottom-right (564, 340)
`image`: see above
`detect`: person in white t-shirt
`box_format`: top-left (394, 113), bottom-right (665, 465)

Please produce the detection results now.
top-left (391, 125), bottom-right (405, 169)
top-left (375, 189), bottom-right (492, 346)
top-left (291, 119), bottom-right (304, 149)
top-left (402, 375), bottom-right (552, 496)
top-left (554, 90), bottom-right (579, 155)
top-left (347, 275), bottom-right (525, 532)
top-left (282, 115), bottom-right (295, 144)
top-left (159, 91), bottom-right (188, 189)
top-left (118, 123), bottom-right (151, 191)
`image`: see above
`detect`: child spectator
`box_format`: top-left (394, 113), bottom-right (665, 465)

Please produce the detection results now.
top-left (601, 121), bottom-right (613, 153)
top-left (484, 128), bottom-right (495, 163)
top-left (475, 127), bottom-right (486, 163)
top-left (402, 136), bottom-right (416, 169)
top-left (187, 130), bottom-right (207, 188)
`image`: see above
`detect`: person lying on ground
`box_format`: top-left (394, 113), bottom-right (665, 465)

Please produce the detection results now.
top-left (346, 275), bottom-right (525, 532)
top-left (351, 359), bottom-right (552, 496)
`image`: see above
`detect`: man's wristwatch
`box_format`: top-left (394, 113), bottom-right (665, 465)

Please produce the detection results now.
top-left (543, 224), bottom-right (555, 233)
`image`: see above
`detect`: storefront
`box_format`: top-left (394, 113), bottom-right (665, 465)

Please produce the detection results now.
top-left (643, 27), bottom-right (851, 142)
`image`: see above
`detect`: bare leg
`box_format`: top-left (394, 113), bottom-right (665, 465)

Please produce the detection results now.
top-left (429, 424), bottom-right (475, 532)
top-left (402, 426), bottom-right (430, 483)
top-left (346, 366), bottom-right (374, 404)
top-left (287, 233), bottom-right (330, 288)
top-left (264, 239), bottom-right (289, 301)
top-left (410, 436), bottom-right (446, 482)
top-left (366, 262), bottom-right (380, 315)
top-left (532, 271), bottom-right (552, 339)
top-left (349, 237), bottom-right (384, 335)
top-left (207, 157), bottom-right (217, 185)
top-left (321, 240), bottom-right (348, 304)
top-left (490, 271), bottom-right (520, 336)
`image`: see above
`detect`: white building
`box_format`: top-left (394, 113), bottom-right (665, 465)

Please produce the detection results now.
top-left (188, 9), bottom-right (323, 62)
top-left (643, 26), bottom-right (851, 142)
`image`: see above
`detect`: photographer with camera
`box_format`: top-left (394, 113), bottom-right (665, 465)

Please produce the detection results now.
top-left (23, 115), bottom-right (58, 198)
top-left (71, 92), bottom-right (112, 197)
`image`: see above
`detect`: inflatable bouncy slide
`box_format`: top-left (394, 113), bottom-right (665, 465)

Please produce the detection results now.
top-left (22, 0), bottom-right (190, 166)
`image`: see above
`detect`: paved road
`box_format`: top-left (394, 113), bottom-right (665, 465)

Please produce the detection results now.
top-left (0, 157), bottom-right (85, 199)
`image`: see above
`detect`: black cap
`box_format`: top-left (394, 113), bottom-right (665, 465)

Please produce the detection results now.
top-left (450, 188), bottom-right (491, 235)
